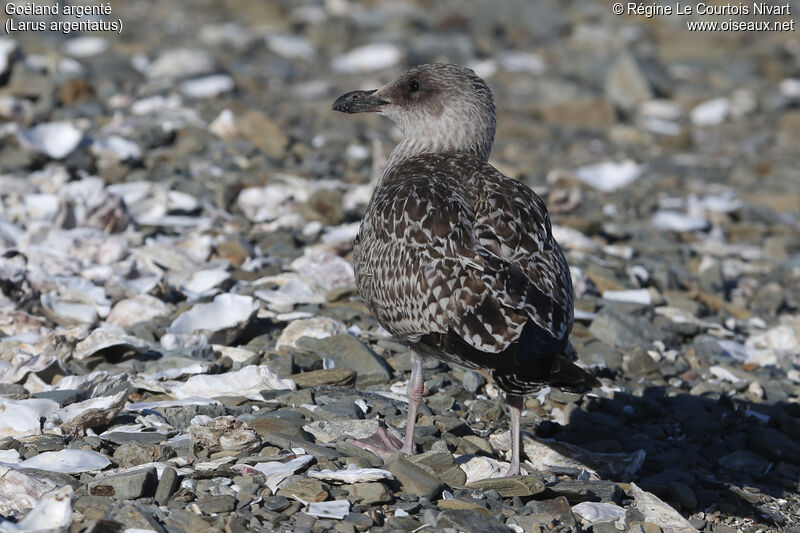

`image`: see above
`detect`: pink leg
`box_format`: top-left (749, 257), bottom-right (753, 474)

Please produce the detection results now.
top-left (506, 393), bottom-right (523, 476)
top-left (346, 353), bottom-right (423, 457)
top-left (400, 353), bottom-right (423, 455)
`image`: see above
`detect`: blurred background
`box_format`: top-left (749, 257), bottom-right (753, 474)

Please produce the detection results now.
top-left (1, 1), bottom-right (800, 531)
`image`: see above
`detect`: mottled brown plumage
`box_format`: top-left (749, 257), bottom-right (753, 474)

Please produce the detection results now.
top-left (354, 151), bottom-right (594, 394)
top-left (334, 63), bottom-right (598, 470)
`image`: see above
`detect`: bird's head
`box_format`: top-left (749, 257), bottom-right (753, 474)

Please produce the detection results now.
top-left (333, 63), bottom-right (496, 161)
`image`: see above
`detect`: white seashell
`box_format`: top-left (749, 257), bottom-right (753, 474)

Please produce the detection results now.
top-left (169, 293), bottom-right (259, 334)
top-left (490, 432), bottom-right (645, 479)
top-left (52, 370), bottom-right (128, 399)
top-left (551, 225), bottom-right (600, 252)
top-left (23, 194), bottom-right (59, 221)
top-left (72, 326), bottom-right (150, 360)
top-left (0, 39), bottom-right (20, 77)
top-left (210, 345), bottom-right (256, 363)
top-left (306, 500), bottom-right (350, 520)
top-left (321, 222), bottom-right (361, 244)
top-left (106, 295), bottom-right (170, 329)
top-left (709, 365), bottom-right (743, 383)
top-left (290, 250), bottom-right (355, 291)
top-left (236, 183), bottom-right (299, 223)
top-left (251, 455), bottom-right (314, 492)
top-left (302, 420), bottom-right (382, 444)
top-left (255, 276), bottom-right (326, 312)
top-left (126, 397), bottom-right (220, 411)
top-left (209, 109), bottom-right (236, 139)
top-left (455, 455), bottom-right (509, 484)
top-left (0, 353), bottom-right (64, 386)
top-left (179, 74), bottom-right (235, 99)
top-left (147, 48), bottom-right (216, 79)
top-left (602, 289), bottom-right (652, 306)
top-left (780, 78), bottom-right (800, 99)
top-left (90, 136), bottom-right (142, 161)
top-left (574, 160), bottom-right (642, 193)
top-left (331, 43), bottom-right (403, 73)
top-left (176, 268), bottom-right (230, 298)
top-left (18, 122), bottom-right (83, 160)
top-left (308, 464), bottom-right (393, 483)
top-left (744, 318), bottom-right (800, 367)
top-left (0, 397), bottom-right (59, 438)
top-left (54, 389), bottom-right (128, 430)
top-left (275, 316), bottom-right (348, 350)
top-left (690, 97), bottom-right (729, 126)
top-left (0, 449), bottom-right (21, 464)
top-left (630, 483), bottom-right (698, 533)
top-left (0, 485), bottom-right (73, 533)
top-left (0, 466), bottom-right (58, 519)
top-left (497, 51), bottom-right (545, 75)
top-left (266, 34), bottom-right (316, 60)
top-left (169, 364), bottom-right (295, 401)
top-left (18, 450), bottom-right (110, 473)
top-left (651, 210), bottom-right (709, 232)
top-left (199, 23), bottom-right (253, 50)
top-left (63, 36), bottom-right (108, 58)
top-left (0, 401), bottom-right (43, 439)
top-left (572, 501), bottom-right (627, 528)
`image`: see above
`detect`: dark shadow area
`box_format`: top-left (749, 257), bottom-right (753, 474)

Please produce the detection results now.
top-left (546, 386), bottom-right (800, 528)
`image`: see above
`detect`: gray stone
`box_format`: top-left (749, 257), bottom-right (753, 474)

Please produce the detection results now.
top-left (276, 476), bottom-right (329, 502)
top-left (589, 309), bottom-right (673, 349)
top-left (544, 479), bottom-right (622, 503)
top-left (718, 450), bottom-right (770, 472)
top-left (264, 495), bottom-right (292, 512)
top-left (462, 371), bottom-right (486, 393)
top-left (409, 450), bottom-right (466, 486)
top-left (298, 335), bottom-right (392, 386)
top-left (113, 442), bottom-right (175, 467)
top-left (198, 494), bottom-right (237, 514)
top-left (188, 415), bottom-right (262, 454)
top-left (155, 466), bottom-right (180, 506)
top-left (639, 469), bottom-right (695, 491)
top-left (105, 431), bottom-right (169, 446)
top-left (668, 481), bottom-right (697, 510)
top-left (346, 482), bottom-right (392, 505)
top-left (291, 368), bottom-right (357, 388)
top-left (88, 467), bottom-right (157, 500)
top-left (31, 389), bottom-right (84, 406)
top-left (334, 441), bottom-right (384, 468)
top-left (74, 495), bottom-right (114, 521)
top-left (465, 475), bottom-right (545, 497)
top-left (436, 509), bottom-right (513, 533)
top-left (749, 427), bottom-right (800, 465)
top-left (384, 453), bottom-right (444, 500)
top-left (303, 419), bottom-right (381, 444)
top-left (109, 501), bottom-right (168, 532)
top-left (522, 496), bottom-right (577, 529)
top-left (605, 51), bottom-right (654, 113)
top-left (624, 346), bottom-right (663, 380)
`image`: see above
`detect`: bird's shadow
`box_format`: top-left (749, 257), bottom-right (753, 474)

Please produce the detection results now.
top-left (546, 385), bottom-right (799, 528)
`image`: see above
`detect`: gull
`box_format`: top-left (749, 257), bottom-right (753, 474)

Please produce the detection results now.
top-left (333, 63), bottom-right (599, 475)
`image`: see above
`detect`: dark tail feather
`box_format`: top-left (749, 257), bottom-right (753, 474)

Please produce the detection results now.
top-left (492, 351), bottom-right (600, 395)
top-left (546, 353), bottom-right (601, 390)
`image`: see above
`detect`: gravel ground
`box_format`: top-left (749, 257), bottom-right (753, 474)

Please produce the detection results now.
top-left (0, 1), bottom-right (799, 532)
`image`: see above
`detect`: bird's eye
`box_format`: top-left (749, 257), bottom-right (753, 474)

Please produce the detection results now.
top-left (408, 80), bottom-right (420, 93)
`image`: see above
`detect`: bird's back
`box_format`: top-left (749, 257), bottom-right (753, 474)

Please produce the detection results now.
top-left (354, 152), bottom-right (597, 394)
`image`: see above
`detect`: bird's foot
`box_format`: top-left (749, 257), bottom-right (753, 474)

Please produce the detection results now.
top-left (505, 463), bottom-right (521, 476)
top-left (346, 427), bottom-right (414, 458)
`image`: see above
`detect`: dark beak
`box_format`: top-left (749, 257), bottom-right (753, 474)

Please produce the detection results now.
top-left (332, 89), bottom-right (389, 113)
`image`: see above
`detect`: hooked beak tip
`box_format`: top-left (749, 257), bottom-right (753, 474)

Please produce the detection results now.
top-left (332, 89), bottom-right (389, 114)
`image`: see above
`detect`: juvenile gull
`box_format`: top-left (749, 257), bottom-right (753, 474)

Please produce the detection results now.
top-left (333, 63), bottom-right (599, 475)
